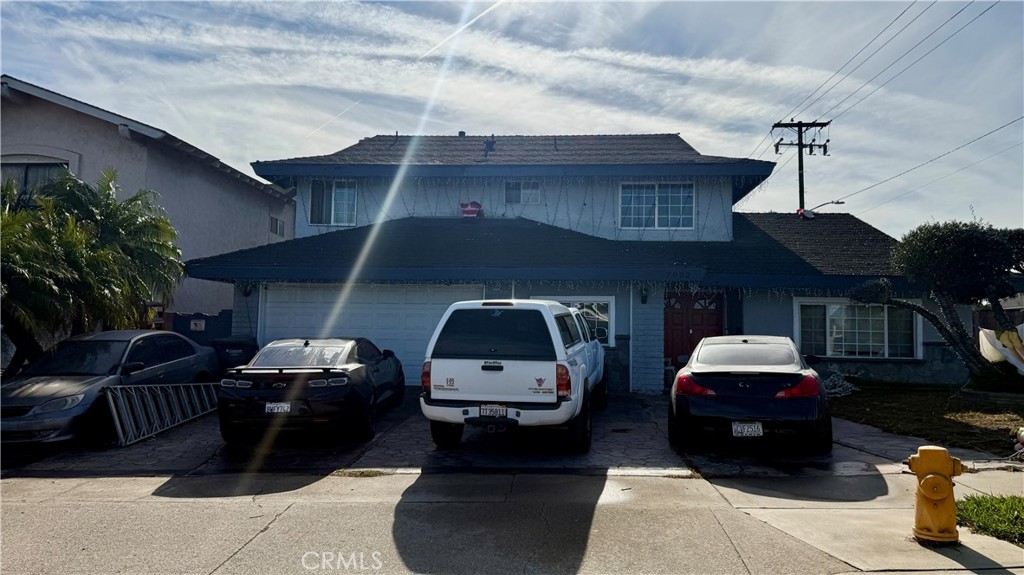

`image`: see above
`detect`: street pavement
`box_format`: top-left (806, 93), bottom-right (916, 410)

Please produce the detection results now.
top-left (1, 392), bottom-right (1021, 574)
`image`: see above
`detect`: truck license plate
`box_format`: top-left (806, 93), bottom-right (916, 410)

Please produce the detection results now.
top-left (732, 422), bottom-right (763, 437)
top-left (479, 404), bottom-right (507, 418)
top-left (265, 402), bottom-right (291, 414)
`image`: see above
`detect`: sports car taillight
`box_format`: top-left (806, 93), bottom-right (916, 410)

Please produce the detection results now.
top-left (674, 374), bottom-right (716, 396)
top-left (421, 361), bottom-right (431, 393)
top-left (556, 365), bottom-right (571, 398)
top-left (775, 375), bottom-right (821, 398)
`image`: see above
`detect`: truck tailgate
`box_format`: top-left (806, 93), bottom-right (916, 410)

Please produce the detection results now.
top-left (429, 359), bottom-right (559, 403)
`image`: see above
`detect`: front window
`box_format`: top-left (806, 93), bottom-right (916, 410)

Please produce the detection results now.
top-left (309, 179), bottom-right (357, 225)
top-left (532, 297), bottom-right (613, 346)
top-left (504, 181), bottom-right (540, 205)
top-left (1, 162), bottom-right (67, 199)
top-left (796, 299), bottom-right (919, 359)
top-left (620, 182), bottom-right (694, 229)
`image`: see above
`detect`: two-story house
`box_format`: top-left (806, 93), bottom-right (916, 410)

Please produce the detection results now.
top-left (0, 75), bottom-right (296, 319)
top-left (186, 133), bottom-right (966, 393)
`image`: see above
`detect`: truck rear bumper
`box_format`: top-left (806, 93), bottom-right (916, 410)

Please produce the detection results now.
top-left (420, 395), bottom-right (577, 427)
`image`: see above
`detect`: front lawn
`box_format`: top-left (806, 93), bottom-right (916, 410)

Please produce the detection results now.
top-left (830, 382), bottom-right (1024, 457)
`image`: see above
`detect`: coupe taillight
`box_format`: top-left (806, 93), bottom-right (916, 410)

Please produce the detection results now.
top-left (556, 365), bottom-right (571, 398)
top-left (421, 361), bottom-right (432, 393)
top-left (674, 374), bottom-right (716, 396)
top-left (774, 375), bottom-right (821, 398)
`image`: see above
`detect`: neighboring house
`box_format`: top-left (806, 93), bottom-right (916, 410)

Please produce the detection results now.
top-left (186, 133), bottom-right (966, 393)
top-left (0, 75), bottom-right (296, 318)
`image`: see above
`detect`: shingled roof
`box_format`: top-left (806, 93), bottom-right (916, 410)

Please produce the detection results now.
top-left (259, 133), bottom-right (762, 166)
top-left (186, 213), bottom-right (901, 292)
top-left (252, 133), bottom-right (776, 205)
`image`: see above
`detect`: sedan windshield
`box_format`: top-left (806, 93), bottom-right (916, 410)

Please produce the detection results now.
top-left (696, 343), bottom-right (797, 367)
top-left (250, 345), bottom-right (347, 367)
top-left (22, 341), bottom-right (130, 376)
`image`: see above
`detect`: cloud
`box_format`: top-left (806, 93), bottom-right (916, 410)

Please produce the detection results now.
top-left (2, 1), bottom-right (1020, 238)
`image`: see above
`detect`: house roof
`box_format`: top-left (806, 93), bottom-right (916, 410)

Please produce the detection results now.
top-left (0, 75), bottom-right (293, 203)
top-left (185, 213), bottom-right (904, 292)
top-left (251, 134), bottom-right (775, 204)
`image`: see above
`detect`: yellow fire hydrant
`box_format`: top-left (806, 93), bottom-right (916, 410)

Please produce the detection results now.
top-left (908, 445), bottom-right (964, 544)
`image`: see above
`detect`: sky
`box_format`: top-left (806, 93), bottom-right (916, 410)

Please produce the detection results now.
top-left (1, 0), bottom-right (1021, 239)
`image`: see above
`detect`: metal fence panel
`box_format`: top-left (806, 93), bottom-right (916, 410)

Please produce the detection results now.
top-left (105, 382), bottom-right (219, 446)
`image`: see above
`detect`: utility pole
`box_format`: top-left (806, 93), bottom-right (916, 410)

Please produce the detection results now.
top-left (772, 119), bottom-right (831, 211)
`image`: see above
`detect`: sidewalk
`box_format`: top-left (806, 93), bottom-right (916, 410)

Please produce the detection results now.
top-left (703, 417), bottom-right (1023, 574)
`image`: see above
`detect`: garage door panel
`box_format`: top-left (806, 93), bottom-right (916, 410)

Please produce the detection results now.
top-left (260, 284), bottom-right (483, 372)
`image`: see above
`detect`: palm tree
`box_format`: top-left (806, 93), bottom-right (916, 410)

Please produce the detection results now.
top-left (1, 170), bottom-right (183, 373)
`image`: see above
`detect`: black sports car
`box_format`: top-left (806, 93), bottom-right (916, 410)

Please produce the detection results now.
top-left (217, 338), bottom-right (405, 443)
top-left (667, 335), bottom-right (832, 454)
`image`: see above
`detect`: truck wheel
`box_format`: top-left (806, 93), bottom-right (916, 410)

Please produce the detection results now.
top-left (430, 420), bottom-right (464, 449)
top-left (592, 379), bottom-right (609, 411)
top-left (568, 395), bottom-right (592, 453)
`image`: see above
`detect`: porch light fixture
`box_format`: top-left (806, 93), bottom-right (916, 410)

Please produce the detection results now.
top-left (640, 287), bottom-right (649, 304)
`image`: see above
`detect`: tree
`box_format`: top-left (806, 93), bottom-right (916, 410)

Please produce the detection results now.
top-left (1, 170), bottom-right (183, 373)
top-left (850, 220), bottom-right (1023, 386)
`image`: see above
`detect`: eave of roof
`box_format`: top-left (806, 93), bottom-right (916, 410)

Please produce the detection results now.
top-left (185, 214), bottom-right (908, 293)
top-left (251, 133), bottom-right (775, 205)
top-left (1, 75), bottom-right (293, 204)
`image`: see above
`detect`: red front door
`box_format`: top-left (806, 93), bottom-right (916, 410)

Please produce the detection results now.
top-left (664, 293), bottom-right (724, 373)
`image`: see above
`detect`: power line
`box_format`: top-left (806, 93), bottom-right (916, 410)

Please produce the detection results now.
top-left (836, 115), bottom-right (1023, 203)
top-left (747, 1), bottom-right (923, 161)
top-left (793, 0), bottom-right (934, 120)
top-left (858, 141), bottom-right (1023, 215)
top-left (830, 1), bottom-right (1000, 122)
top-left (816, 1), bottom-right (992, 121)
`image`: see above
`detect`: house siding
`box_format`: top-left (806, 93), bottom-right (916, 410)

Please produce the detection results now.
top-left (1, 91), bottom-right (295, 315)
top-left (630, 285), bottom-right (667, 394)
top-left (293, 175), bottom-right (733, 242)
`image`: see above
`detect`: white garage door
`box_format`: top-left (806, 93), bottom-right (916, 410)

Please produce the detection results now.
top-left (259, 283), bottom-right (484, 373)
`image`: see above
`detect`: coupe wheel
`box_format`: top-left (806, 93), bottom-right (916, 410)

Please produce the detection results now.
top-left (220, 422), bottom-right (250, 445)
top-left (430, 420), bottom-right (464, 449)
top-left (354, 399), bottom-right (377, 441)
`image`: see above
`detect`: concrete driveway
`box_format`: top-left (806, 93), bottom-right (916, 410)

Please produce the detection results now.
top-left (2, 393), bottom-right (1021, 575)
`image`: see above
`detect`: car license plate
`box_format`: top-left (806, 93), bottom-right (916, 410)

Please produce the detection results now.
top-left (732, 422), bottom-right (763, 437)
top-left (265, 402), bottom-right (291, 414)
top-left (479, 404), bottom-right (507, 418)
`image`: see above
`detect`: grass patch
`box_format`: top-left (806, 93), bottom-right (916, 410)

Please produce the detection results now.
top-left (830, 382), bottom-right (1024, 456)
top-left (957, 494), bottom-right (1024, 546)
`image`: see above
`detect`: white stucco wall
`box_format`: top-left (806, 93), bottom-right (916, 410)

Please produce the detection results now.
top-left (293, 175), bottom-right (735, 242)
top-left (1, 94), bottom-right (295, 315)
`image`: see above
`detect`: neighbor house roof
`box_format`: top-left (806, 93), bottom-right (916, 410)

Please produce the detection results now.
top-left (0, 75), bottom-right (293, 203)
top-left (252, 134), bottom-right (775, 204)
top-left (185, 213), bottom-right (903, 292)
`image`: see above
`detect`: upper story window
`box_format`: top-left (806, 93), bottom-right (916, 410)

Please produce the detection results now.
top-left (795, 298), bottom-right (921, 359)
top-left (310, 179), bottom-right (356, 226)
top-left (1, 162), bottom-right (67, 198)
top-left (620, 182), bottom-right (694, 229)
top-left (270, 215), bottom-right (285, 237)
top-left (504, 181), bottom-right (541, 205)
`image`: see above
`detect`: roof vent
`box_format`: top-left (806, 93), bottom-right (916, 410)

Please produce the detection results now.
top-left (458, 131), bottom-right (466, 137)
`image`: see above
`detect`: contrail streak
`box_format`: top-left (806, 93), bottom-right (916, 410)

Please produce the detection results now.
top-left (420, 0), bottom-right (507, 60)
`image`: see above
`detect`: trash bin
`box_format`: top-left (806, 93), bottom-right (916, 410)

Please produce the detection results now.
top-left (211, 336), bottom-right (260, 371)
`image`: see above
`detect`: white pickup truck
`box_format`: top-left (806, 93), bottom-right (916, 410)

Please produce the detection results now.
top-left (419, 300), bottom-right (607, 452)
